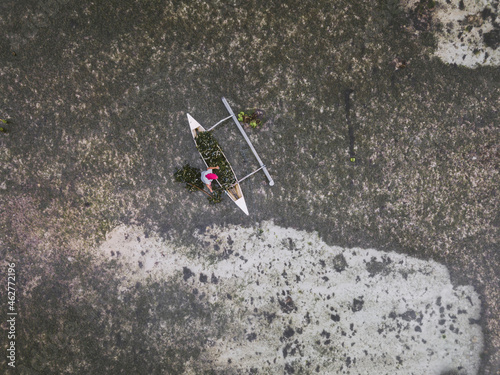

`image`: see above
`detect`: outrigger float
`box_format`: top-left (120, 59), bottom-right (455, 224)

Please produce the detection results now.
top-left (187, 97), bottom-right (274, 215)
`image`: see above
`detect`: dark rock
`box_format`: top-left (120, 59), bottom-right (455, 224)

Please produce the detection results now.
top-left (183, 267), bottom-right (194, 281)
top-left (279, 297), bottom-right (296, 313)
top-left (481, 7), bottom-right (493, 21)
top-left (332, 253), bottom-right (348, 272)
top-left (352, 298), bottom-right (364, 312)
top-left (401, 310), bottom-right (417, 321)
top-left (283, 343), bottom-right (291, 358)
top-left (264, 311), bottom-right (276, 324)
top-left (331, 314), bottom-right (340, 322)
top-left (366, 256), bottom-right (392, 277)
top-left (305, 312), bottom-right (311, 324)
top-left (483, 29), bottom-right (500, 50)
top-left (284, 363), bottom-right (295, 374)
top-left (283, 326), bottom-right (295, 338)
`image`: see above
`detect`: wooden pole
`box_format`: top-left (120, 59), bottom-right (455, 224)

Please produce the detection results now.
top-left (186, 182), bottom-right (213, 197)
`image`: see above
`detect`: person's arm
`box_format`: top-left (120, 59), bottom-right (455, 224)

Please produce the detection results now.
top-left (207, 166), bottom-right (220, 170)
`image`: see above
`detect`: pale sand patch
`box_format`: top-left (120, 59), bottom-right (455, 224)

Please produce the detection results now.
top-left (98, 222), bottom-right (483, 375)
top-left (430, 0), bottom-right (498, 67)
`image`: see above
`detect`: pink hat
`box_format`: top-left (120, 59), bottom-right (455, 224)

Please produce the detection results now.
top-left (206, 173), bottom-right (218, 180)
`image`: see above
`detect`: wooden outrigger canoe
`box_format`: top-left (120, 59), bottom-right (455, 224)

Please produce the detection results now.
top-left (187, 113), bottom-right (249, 215)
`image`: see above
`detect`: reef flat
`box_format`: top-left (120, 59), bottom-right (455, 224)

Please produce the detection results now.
top-left (0, 0), bottom-right (498, 374)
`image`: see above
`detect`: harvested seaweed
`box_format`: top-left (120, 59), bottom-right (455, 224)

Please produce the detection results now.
top-left (174, 164), bottom-right (204, 191)
top-left (237, 109), bottom-right (265, 128)
top-left (173, 164), bottom-right (223, 204)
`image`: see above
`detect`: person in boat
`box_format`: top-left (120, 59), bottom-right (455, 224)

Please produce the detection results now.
top-left (201, 166), bottom-right (219, 192)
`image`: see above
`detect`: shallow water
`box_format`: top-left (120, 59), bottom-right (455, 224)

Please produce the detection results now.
top-left (1, 0), bottom-right (498, 373)
top-left (99, 222), bottom-right (483, 374)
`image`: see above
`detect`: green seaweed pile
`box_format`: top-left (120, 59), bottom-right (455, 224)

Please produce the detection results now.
top-left (195, 131), bottom-right (236, 189)
top-left (237, 109), bottom-right (265, 128)
top-left (0, 118), bottom-right (9, 133)
top-left (174, 164), bottom-right (203, 191)
top-left (174, 164), bottom-right (223, 204)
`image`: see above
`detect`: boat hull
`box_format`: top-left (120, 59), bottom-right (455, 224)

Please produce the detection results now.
top-left (187, 113), bottom-right (249, 215)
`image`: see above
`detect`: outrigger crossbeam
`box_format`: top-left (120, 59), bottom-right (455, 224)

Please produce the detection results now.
top-left (221, 97), bottom-right (275, 186)
top-left (237, 165), bottom-right (265, 183)
top-left (227, 165), bottom-right (266, 189)
top-left (207, 115), bottom-right (232, 132)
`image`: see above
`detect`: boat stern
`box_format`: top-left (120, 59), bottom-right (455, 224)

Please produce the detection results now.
top-left (234, 196), bottom-right (249, 215)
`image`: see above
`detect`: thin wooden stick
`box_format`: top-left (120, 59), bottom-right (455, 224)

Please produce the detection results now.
top-left (186, 182), bottom-right (212, 197)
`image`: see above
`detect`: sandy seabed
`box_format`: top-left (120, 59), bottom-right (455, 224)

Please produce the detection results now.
top-left (99, 222), bottom-right (483, 375)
